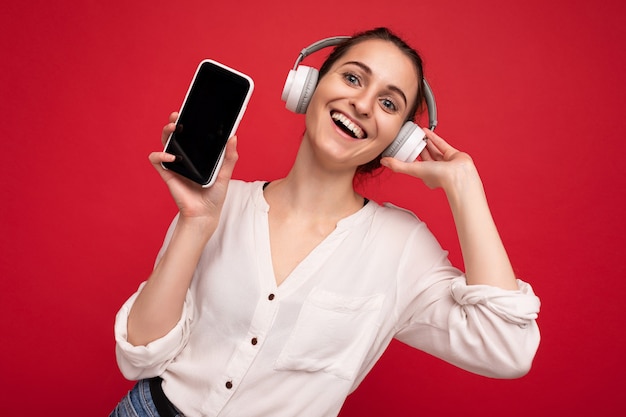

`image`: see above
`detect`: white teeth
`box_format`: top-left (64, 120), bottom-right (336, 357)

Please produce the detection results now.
top-left (331, 112), bottom-right (365, 139)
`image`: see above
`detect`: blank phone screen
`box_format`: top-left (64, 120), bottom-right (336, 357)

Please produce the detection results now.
top-left (163, 61), bottom-right (251, 185)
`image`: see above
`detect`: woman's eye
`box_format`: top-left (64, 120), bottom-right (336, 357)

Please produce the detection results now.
top-left (380, 98), bottom-right (398, 112)
top-left (343, 73), bottom-right (360, 86)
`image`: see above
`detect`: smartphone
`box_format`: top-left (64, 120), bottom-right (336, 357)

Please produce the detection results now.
top-left (162, 59), bottom-right (254, 187)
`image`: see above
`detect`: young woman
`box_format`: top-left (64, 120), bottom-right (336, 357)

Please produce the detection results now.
top-left (110, 27), bottom-right (540, 417)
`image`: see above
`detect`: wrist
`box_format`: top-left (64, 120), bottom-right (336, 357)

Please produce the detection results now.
top-left (175, 215), bottom-right (218, 242)
top-left (443, 160), bottom-right (482, 203)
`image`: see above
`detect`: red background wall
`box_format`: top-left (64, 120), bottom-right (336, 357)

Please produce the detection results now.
top-left (1, 0), bottom-right (625, 415)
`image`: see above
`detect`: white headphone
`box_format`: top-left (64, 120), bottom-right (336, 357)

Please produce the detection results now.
top-left (281, 36), bottom-right (438, 162)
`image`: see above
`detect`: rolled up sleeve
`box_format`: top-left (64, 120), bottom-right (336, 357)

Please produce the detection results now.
top-left (393, 220), bottom-right (541, 379)
top-left (114, 283), bottom-right (194, 380)
top-left (447, 277), bottom-right (541, 378)
top-left (396, 273), bottom-right (540, 379)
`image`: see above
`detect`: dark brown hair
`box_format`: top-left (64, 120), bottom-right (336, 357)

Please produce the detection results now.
top-left (318, 27), bottom-right (426, 174)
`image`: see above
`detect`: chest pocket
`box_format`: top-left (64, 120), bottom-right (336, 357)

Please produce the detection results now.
top-left (274, 287), bottom-right (384, 381)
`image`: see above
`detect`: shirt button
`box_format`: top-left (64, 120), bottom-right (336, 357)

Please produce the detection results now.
top-left (268, 293), bottom-right (275, 301)
top-left (225, 381), bottom-right (233, 389)
top-left (251, 337), bottom-right (258, 345)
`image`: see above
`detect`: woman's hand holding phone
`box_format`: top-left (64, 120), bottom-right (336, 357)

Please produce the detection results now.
top-left (149, 112), bottom-right (239, 231)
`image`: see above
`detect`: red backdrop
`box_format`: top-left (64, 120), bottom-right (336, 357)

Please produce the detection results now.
top-left (1, 0), bottom-right (625, 415)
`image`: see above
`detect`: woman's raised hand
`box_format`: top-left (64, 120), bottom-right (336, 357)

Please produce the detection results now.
top-left (148, 112), bottom-right (239, 222)
top-left (380, 128), bottom-right (479, 192)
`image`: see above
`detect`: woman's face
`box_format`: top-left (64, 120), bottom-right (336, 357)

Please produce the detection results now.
top-left (304, 39), bottom-right (420, 171)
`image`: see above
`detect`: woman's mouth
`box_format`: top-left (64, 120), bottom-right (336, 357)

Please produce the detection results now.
top-left (330, 111), bottom-right (367, 139)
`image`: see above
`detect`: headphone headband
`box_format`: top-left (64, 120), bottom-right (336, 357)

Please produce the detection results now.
top-left (293, 36), bottom-right (351, 69)
top-left (422, 78), bottom-right (438, 130)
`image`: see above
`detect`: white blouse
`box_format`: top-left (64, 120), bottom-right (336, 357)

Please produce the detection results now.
top-left (114, 180), bottom-right (540, 417)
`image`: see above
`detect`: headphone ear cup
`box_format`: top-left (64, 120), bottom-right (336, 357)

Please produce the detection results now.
top-left (281, 66), bottom-right (319, 113)
top-left (382, 122), bottom-right (427, 162)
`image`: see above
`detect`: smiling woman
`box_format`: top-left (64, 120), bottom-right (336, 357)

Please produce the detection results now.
top-left (110, 27), bottom-right (540, 417)
top-left (316, 30), bottom-right (426, 174)
top-left (302, 38), bottom-right (420, 175)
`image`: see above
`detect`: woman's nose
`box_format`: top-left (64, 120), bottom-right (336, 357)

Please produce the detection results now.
top-left (350, 89), bottom-right (375, 117)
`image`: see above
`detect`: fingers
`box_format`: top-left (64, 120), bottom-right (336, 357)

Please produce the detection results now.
top-left (422, 128), bottom-right (460, 161)
top-left (148, 151), bottom-right (176, 170)
top-left (423, 128), bottom-right (448, 149)
top-left (161, 112), bottom-right (179, 146)
top-left (421, 139), bottom-right (442, 161)
top-left (380, 156), bottom-right (418, 175)
top-left (382, 129), bottom-right (456, 173)
top-left (382, 128), bottom-right (477, 192)
top-left (161, 122), bottom-right (176, 147)
top-left (214, 136), bottom-right (239, 183)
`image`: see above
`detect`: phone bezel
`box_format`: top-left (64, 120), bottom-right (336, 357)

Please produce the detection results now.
top-left (161, 59), bottom-right (254, 187)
